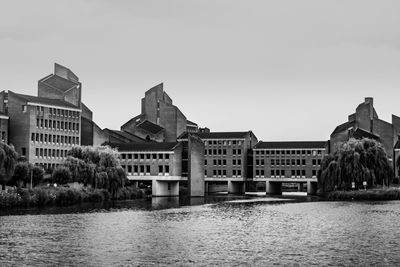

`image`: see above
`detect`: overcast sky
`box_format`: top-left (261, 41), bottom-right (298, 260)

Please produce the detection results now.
top-left (1, 0), bottom-right (399, 141)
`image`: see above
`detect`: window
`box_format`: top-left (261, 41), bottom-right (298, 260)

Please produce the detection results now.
top-left (22, 105), bottom-right (27, 112)
top-left (146, 154), bottom-right (151, 160)
top-left (302, 159), bottom-right (306, 166)
top-left (312, 170), bottom-right (317, 177)
top-left (21, 147), bottom-right (26, 156)
top-left (159, 154), bottom-right (164, 160)
top-left (271, 170), bottom-right (275, 176)
top-left (128, 166), bottom-right (132, 173)
top-left (312, 159), bottom-right (316, 165)
top-left (291, 170), bottom-right (295, 177)
top-left (165, 154), bottom-right (170, 160)
top-left (271, 159), bottom-right (275, 166)
top-left (302, 170), bottom-right (306, 177)
top-left (165, 165), bottom-right (169, 173)
top-left (158, 165), bottom-right (163, 174)
top-left (134, 166), bottom-right (138, 173)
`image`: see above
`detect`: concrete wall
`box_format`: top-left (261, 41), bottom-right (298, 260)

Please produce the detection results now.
top-left (373, 118), bottom-right (394, 159)
top-left (152, 180), bottom-right (179, 196)
top-left (7, 92), bottom-right (31, 157)
top-left (188, 135), bottom-right (205, 197)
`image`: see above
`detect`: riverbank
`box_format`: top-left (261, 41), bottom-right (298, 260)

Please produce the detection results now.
top-left (327, 187), bottom-right (400, 201)
top-left (0, 186), bottom-right (146, 209)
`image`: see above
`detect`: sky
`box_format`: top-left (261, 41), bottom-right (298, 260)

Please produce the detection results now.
top-left (1, 0), bottom-right (400, 141)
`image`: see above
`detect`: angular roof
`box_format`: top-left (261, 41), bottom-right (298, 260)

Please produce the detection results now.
top-left (187, 120), bottom-right (198, 126)
top-left (331, 121), bottom-right (355, 136)
top-left (350, 128), bottom-right (380, 140)
top-left (178, 131), bottom-right (251, 140)
top-left (137, 120), bottom-right (164, 134)
top-left (107, 142), bottom-right (179, 152)
top-left (104, 129), bottom-right (147, 143)
top-left (39, 74), bottom-right (79, 92)
top-left (11, 91), bottom-right (79, 109)
top-left (255, 141), bottom-right (327, 149)
top-left (121, 114), bottom-right (145, 129)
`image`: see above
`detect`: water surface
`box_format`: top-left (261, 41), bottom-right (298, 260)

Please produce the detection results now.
top-left (1, 197), bottom-right (399, 266)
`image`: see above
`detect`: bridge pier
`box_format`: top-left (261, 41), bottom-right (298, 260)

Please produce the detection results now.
top-left (152, 180), bottom-right (179, 197)
top-left (228, 181), bottom-right (245, 195)
top-left (298, 183), bottom-right (304, 192)
top-left (266, 181), bottom-right (282, 195)
top-left (307, 181), bottom-right (318, 195)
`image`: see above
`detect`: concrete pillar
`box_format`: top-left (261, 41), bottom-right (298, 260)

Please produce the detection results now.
top-left (266, 181), bottom-right (282, 195)
top-left (307, 181), bottom-right (318, 195)
top-left (298, 183), bottom-right (304, 192)
top-left (228, 181), bottom-right (245, 195)
top-left (152, 180), bottom-right (179, 196)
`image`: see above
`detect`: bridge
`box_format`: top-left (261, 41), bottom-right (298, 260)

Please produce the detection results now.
top-left (253, 178), bottom-right (318, 195)
top-left (127, 175), bottom-right (318, 196)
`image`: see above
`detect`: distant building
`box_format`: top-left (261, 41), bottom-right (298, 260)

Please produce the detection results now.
top-left (330, 97), bottom-right (400, 161)
top-left (121, 83), bottom-right (203, 142)
top-left (253, 141), bottom-right (328, 179)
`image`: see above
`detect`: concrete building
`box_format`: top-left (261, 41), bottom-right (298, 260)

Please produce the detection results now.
top-left (178, 131), bottom-right (258, 194)
top-left (252, 141), bottom-right (327, 194)
top-left (109, 142), bottom-right (183, 196)
top-left (0, 112), bottom-right (9, 144)
top-left (0, 90), bottom-right (81, 172)
top-left (330, 97), bottom-right (400, 163)
top-left (121, 83), bottom-right (201, 142)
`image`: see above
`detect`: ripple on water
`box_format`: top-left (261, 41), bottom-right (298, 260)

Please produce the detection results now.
top-left (1, 201), bottom-right (400, 266)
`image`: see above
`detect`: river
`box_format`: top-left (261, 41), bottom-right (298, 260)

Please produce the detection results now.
top-left (1, 195), bottom-right (400, 266)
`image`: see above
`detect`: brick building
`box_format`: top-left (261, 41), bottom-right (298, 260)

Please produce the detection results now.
top-left (0, 90), bottom-right (81, 172)
top-left (253, 141), bottom-right (328, 179)
top-left (330, 97), bottom-right (400, 162)
top-left (121, 83), bottom-right (201, 142)
top-left (178, 131), bottom-right (258, 179)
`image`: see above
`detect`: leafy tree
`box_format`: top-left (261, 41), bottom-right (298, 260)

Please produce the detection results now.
top-left (31, 166), bottom-right (45, 186)
top-left (53, 166), bottom-right (72, 185)
top-left (12, 161), bottom-right (30, 187)
top-left (318, 138), bottom-right (393, 193)
top-left (0, 143), bottom-right (18, 190)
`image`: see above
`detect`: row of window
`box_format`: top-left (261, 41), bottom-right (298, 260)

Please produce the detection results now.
top-left (204, 140), bottom-right (243, 146)
top-left (121, 165), bottom-right (170, 175)
top-left (205, 169), bottom-right (242, 177)
top-left (120, 153), bottom-right (171, 160)
top-left (36, 118), bottom-right (80, 132)
top-left (255, 169), bottom-right (318, 178)
top-left (257, 159), bottom-right (322, 166)
top-left (254, 149), bottom-right (324, 156)
top-left (35, 148), bottom-right (71, 159)
top-left (205, 149), bottom-right (242, 155)
top-left (31, 133), bottom-right (80, 145)
top-left (35, 106), bottom-right (80, 118)
top-left (205, 159), bottom-right (242, 166)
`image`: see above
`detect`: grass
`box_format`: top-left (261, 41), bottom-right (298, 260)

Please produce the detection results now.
top-left (328, 187), bottom-right (400, 201)
top-left (0, 185), bottom-right (145, 209)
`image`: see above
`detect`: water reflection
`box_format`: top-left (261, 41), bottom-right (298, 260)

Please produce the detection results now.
top-left (2, 198), bottom-right (399, 266)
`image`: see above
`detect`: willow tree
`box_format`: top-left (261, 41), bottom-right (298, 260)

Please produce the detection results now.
top-left (318, 138), bottom-right (393, 193)
top-left (60, 145), bottom-right (128, 197)
top-left (0, 143), bottom-right (18, 190)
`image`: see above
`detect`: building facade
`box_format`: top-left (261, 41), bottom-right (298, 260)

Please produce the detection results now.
top-left (253, 141), bottom-right (327, 179)
top-left (0, 91), bottom-right (81, 172)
